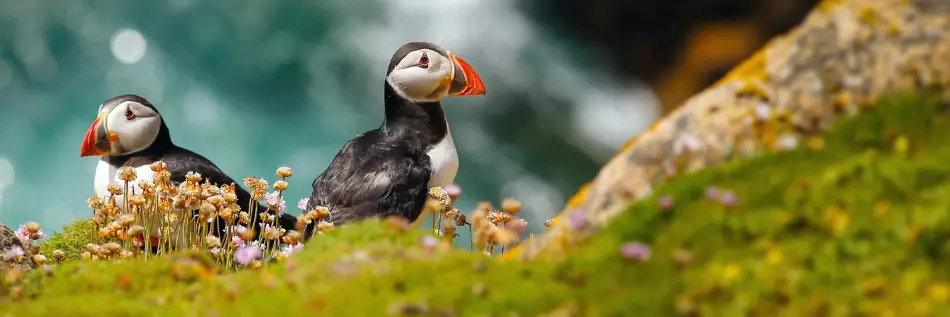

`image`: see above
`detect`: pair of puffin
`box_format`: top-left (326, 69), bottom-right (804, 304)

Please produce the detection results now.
top-left (81, 42), bottom-right (485, 245)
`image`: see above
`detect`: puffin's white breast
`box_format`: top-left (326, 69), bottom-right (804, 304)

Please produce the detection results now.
top-left (93, 160), bottom-right (192, 249)
top-left (425, 130), bottom-right (459, 188)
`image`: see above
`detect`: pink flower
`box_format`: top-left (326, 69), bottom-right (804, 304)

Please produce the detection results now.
top-left (658, 195), bottom-right (673, 211)
top-left (234, 246), bottom-right (262, 265)
top-left (230, 235), bottom-right (246, 248)
top-left (265, 191), bottom-right (286, 214)
top-left (443, 184), bottom-right (462, 200)
top-left (507, 218), bottom-right (528, 236)
top-left (719, 190), bottom-right (737, 208)
top-left (14, 225), bottom-right (30, 245)
top-left (705, 186), bottom-right (721, 200)
top-left (297, 197), bottom-right (310, 210)
top-left (566, 209), bottom-right (586, 230)
top-left (282, 243), bottom-right (304, 254)
top-left (422, 235), bottom-right (439, 249)
top-left (620, 242), bottom-right (652, 261)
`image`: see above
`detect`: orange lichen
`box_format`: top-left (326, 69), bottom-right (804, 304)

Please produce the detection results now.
top-left (817, 0), bottom-right (847, 12)
top-left (716, 47), bottom-right (769, 87)
top-left (564, 183), bottom-right (591, 209)
top-left (858, 6), bottom-right (878, 26)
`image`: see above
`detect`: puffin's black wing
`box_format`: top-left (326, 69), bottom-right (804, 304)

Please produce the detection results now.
top-left (307, 130), bottom-right (432, 226)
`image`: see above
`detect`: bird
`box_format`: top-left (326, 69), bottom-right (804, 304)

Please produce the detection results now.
top-left (79, 94), bottom-right (297, 250)
top-left (304, 41), bottom-right (486, 232)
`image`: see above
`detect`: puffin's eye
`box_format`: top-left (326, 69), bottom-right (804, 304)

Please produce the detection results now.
top-left (125, 108), bottom-right (136, 120)
top-left (418, 53), bottom-right (429, 68)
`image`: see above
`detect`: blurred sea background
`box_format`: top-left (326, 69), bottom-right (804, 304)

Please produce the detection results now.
top-left (0, 0), bottom-right (817, 240)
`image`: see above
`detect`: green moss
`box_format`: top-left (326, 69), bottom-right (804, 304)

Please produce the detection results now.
top-left (37, 219), bottom-right (96, 262)
top-left (4, 93), bottom-right (950, 316)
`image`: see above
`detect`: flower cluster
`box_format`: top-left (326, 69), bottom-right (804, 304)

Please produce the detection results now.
top-left (469, 198), bottom-right (528, 256)
top-left (80, 164), bottom-right (324, 269)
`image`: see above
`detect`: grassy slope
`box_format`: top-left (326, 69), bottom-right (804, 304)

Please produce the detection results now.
top-left (3, 93), bottom-right (950, 316)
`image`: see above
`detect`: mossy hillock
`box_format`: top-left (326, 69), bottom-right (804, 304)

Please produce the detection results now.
top-left (2, 93), bottom-right (950, 316)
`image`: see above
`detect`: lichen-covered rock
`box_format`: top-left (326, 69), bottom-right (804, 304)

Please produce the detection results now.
top-left (513, 0), bottom-right (950, 260)
top-left (0, 224), bottom-right (36, 270)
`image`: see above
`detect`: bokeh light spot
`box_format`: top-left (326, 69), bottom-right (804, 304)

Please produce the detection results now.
top-left (110, 28), bottom-right (147, 64)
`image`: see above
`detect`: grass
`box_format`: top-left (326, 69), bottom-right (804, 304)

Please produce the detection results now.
top-left (2, 92), bottom-right (950, 316)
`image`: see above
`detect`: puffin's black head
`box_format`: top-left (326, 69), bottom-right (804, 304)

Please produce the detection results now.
top-left (80, 94), bottom-right (170, 157)
top-left (385, 42), bottom-right (486, 103)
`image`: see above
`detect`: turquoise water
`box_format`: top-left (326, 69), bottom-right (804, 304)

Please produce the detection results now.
top-left (0, 0), bottom-right (661, 238)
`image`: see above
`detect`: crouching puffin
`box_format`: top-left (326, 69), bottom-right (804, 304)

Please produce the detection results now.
top-left (305, 42), bottom-right (486, 230)
top-left (80, 94), bottom-right (297, 249)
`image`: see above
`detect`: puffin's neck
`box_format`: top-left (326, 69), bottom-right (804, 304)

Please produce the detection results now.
top-left (382, 82), bottom-right (448, 142)
top-left (102, 122), bottom-right (176, 167)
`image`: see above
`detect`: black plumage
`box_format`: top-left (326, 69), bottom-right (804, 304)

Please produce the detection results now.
top-left (304, 43), bottom-right (455, 231)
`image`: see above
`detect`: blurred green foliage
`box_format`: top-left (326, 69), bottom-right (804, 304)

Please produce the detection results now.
top-left (4, 93), bottom-right (948, 316)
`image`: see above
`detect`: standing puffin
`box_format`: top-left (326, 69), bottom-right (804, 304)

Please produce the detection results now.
top-left (80, 94), bottom-right (297, 248)
top-left (305, 42), bottom-right (486, 229)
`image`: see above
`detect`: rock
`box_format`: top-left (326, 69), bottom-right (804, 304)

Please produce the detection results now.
top-left (514, 0), bottom-right (950, 260)
top-left (1, 224), bottom-right (37, 270)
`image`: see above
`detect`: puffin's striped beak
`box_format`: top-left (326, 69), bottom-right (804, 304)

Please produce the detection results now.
top-left (80, 112), bottom-right (111, 157)
top-left (447, 52), bottom-right (486, 96)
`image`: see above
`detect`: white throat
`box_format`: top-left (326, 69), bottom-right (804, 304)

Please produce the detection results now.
top-left (425, 123), bottom-right (459, 188)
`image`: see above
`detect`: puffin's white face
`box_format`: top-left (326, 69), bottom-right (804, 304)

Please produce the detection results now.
top-left (81, 99), bottom-right (163, 157)
top-left (387, 48), bottom-right (486, 103)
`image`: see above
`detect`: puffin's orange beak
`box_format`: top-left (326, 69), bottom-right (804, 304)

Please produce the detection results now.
top-left (447, 52), bottom-right (486, 96)
top-left (80, 112), bottom-right (110, 157)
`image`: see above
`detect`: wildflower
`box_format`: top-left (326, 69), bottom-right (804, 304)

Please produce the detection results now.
top-left (137, 180), bottom-right (150, 190)
top-left (507, 218), bottom-right (528, 236)
top-left (705, 186), bottom-right (721, 200)
top-left (234, 246), bottom-right (263, 265)
top-left (3, 246), bottom-right (25, 262)
top-left (281, 243), bottom-right (304, 254)
top-left (501, 198), bottom-right (522, 215)
top-left (80, 252), bottom-right (91, 260)
top-left (317, 221), bottom-right (335, 233)
top-left (658, 195), bottom-right (674, 211)
top-left (128, 194), bottom-right (146, 206)
top-left (14, 226), bottom-right (29, 245)
top-left (185, 172), bottom-right (202, 183)
top-left (107, 183), bottom-right (123, 195)
top-left (265, 191), bottom-right (286, 214)
top-left (117, 214), bottom-right (136, 227)
top-left (117, 166), bottom-right (137, 182)
top-left (205, 235), bottom-right (222, 248)
top-left (282, 230), bottom-right (303, 245)
top-left (87, 197), bottom-right (105, 210)
top-left (565, 209), bottom-right (586, 230)
top-left (455, 213), bottom-right (469, 227)
top-left (297, 198), bottom-right (310, 210)
top-left (230, 235), bottom-right (246, 248)
top-left (776, 133), bottom-right (799, 150)
top-left (103, 242), bottom-right (122, 254)
top-left (313, 206), bottom-right (330, 219)
top-left (51, 250), bottom-right (65, 261)
top-left (248, 260), bottom-right (263, 270)
top-left (422, 235), bottom-right (439, 250)
top-left (209, 247), bottom-right (222, 258)
top-left (127, 225), bottom-right (144, 237)
top-left (620, 242), bottom-right (652, 261)
top-left (263, 225), bottom-right (281, 241)
top-left (273, 180), bottom-right (289, 191)
top-left (443, 184), bottom-right (462, 200)
top-left (32, 254), bottom-right (47, 266)
top-left (276, 166), bottom-right (293, 179)
top-left (154, 170), bottom-right (172, 184)
top-left (150, 161), bottom-right (166, 172)
top-left (238, 228), bottom-right (257, 242)
top-left (719, 190), bottom-right (738, 208)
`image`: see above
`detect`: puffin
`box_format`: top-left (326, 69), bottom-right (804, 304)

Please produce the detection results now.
top-left (305, 41), bottom-right (486, 231)
top-left (79, 94), bottom-right (297, 249)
